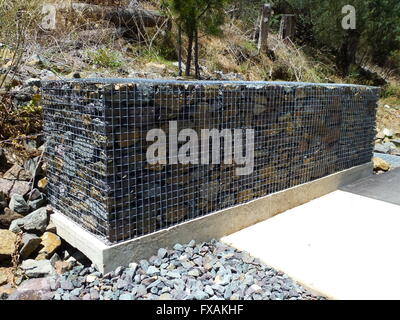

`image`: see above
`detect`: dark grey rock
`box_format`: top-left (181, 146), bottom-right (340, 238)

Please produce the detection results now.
top-left (119, 293), bottom-right (133, 300)
top-left (27, 189), bottom-right (42, 201)
top-left (24, 156), bottom-right (43, 178)
top-left (187, 268), bottom-right (200, 277)
top-left (27, 194), bottom-right (47, 211)
top-left (136, 285), bottom-right (147, 297)
top-left (374, 143), bottom-right (392, 154)
top-left (158, 248), bottom-right (168, 259)
top-left (90, 288), bottom-right (100, 300)
top-left (142, 276), bottom-right (157, 286)
top-left (116, 278), bottom-right (129, 290)
top-left (9, 207), bottom-right (48, 234)
top-left (49, 253), bottom-right (61, 267)
top-left (173, 279), bottom-right (185, 291)
top-left (46, 240), bottom-right (325, 301)
top-left (146, 266), bottom-right (160, 276)
top-left (173, 243), bottom-right (184, 251)
top-left (166, 270), bottom-right (181, 279)
top-left (211, 284), bottom-right (225, 294)
top-left (187, 240), bottom-right (196, 248)
top-left (224, 285), bottom-right (233, 299)
top-left (147, 279), bottom-right (162, 289)
top-left (114, 266), bottom-right (124, 276)
top-left (150, 286), bottom-right (158, 294)
top-left (19, 233), bottom-right (41, 259)
top-left (204, 285), bottom-right (214, 296)
top-left (70, 287), bottom-right (82, 296)
top-left (49, 277), bottom-right (60, 291)
top-left (172, 290), bottom-right (187, 300)
top-left (9, 195), bottom-right (30, 214)
top-left (134, 274), bottom-right (141, 284)
top-left (140, 260), bottom-right (150, 271)
top-left (193, 290), bottom-right (208, 300)
top-left (60, 280), bottom-right (74, 290)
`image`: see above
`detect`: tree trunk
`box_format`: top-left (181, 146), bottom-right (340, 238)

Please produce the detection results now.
top-left (178, 25), bottom-right (183, 77)
top-left (336, 29), bottom-right (360, 76)
top-left (194, 28), bottom-right (200, 79)
top-left (185, 30), bottom-right (194, 77)
top-left (257, 3), bottom-right (272, 54)
top-left (279, 14), bottom-right (296, 43)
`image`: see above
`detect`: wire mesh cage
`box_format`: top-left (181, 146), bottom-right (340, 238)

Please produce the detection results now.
top-left (41, 79), bottom-right (379, 244)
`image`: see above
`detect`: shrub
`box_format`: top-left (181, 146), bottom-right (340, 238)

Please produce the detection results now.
top-left (87, 48), bottom-right (123, 69)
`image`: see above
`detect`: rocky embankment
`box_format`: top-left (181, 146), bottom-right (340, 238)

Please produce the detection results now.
top-left (0, 137), bottom-right (92, 298)
top-left (373, 126), bottom-right (400, 173)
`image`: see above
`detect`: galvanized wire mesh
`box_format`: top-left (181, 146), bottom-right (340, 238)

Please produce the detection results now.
top-left (41, 79), bottom-right (379, 244)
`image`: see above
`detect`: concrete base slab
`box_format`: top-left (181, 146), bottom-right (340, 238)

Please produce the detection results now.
top-left (222, 190), bottom-right (400, 300)
top-left (51, 163), bottom-right (372, 274)
top-left (340, 167), bottom-right (400, 205)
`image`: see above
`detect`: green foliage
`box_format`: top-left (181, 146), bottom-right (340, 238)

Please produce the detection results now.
top-left (161, 0), bottom-right (231, 76)
top-left (0, 96), bottom-right (42, 141)
top-left (240, 40), bottom-right (258, 56)
top-left (363, 0), bottom-right (400, 65)
top-left (162, 0), bottom-right (230, 36)
top-left (381, 83), bottom-right (400, 100)
top-left (86, 48), bottom-right (123, 69)
top-left (19, 98), bottom-right (42, 115)
top-left (380, 82), bottom-right (400, 107)
top-left (141, 47), bottom-right (176, 67)
top-left (274, 0), bottom-right (400, 73)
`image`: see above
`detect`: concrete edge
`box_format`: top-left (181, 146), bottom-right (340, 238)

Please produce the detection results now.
top-left (51, 162), bottom-right (372, 274)
top-left (51, 212), bottom-right (108, 269)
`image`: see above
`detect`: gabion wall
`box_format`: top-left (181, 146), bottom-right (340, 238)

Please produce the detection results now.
top-left (42, 79), bottom-right (379, 244)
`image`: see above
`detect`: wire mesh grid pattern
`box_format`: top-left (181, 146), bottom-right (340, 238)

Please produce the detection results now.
top-left (41, 79), bottom-right (379, 244)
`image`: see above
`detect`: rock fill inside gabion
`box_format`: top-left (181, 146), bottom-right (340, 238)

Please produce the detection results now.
top-left (41, 79), bottom-right (379, 244)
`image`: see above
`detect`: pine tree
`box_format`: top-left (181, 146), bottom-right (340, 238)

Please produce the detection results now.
top-left (161, 0), bottom-right (230, 78)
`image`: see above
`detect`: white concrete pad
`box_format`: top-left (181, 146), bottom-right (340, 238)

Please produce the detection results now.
top-left (221, 190), bottom-right (400, 300)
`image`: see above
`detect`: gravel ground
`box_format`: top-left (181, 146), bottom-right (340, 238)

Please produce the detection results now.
top-left (49, 240), bottom-right (325, 300)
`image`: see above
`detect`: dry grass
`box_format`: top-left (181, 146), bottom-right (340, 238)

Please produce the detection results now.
top-left (0, 94), bottom-right (43, 144)
top-left (200, 22), bottom-right (272, 80)
top-left (199, 21), bottom-right (335, 82)
top-left (376, 102), bottom-right (400, 133)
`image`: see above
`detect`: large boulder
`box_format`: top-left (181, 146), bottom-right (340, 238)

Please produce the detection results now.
top-left (27, 192), bottom-right (47, 211)
top-left (0, 230), bottom-right (17, 264)
top-left (9, 194), bottom-right (30, 214)
top-left (0, 178), bottom-right (30, 197)
top-left (7, 277), bottom-right (55, 300)
top-left (20, 233), bottom-right (42, 260)
top-left (9, 207), bottom-right (50, 235)
top-left (2, 164), bottom-right (32, 181)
